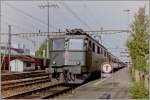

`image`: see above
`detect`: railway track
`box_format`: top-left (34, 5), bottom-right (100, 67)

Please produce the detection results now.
top-left (1, 70), bottom-right (79, 99)
top-left (2, 67), bottom-right (125, 99)
top-left (1, 70), bottom-right (48, 81)
top-left (2, 76), bottom-right (50, 90)
top-left (3, 83), bottom-right (79, 99)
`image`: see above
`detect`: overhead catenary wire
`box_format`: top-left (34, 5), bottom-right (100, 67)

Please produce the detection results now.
top-left (79, 4), bottom-right (94, 29)
top-left (42, 0), bottom-right (47, 5)
top-left (3, 15), bottom-right (41, 32)
top-left (60, 1), bottom-right (92, 30)
top-left (54, 7), bottom-right (70, 30)
top-left (5, 2), bottom-right (59, 31)
top-left (3, 2), bottom-right (51, 32)
top-left (83, 3), bottom-right (100, 27)
top-left (3, 21), bottom-right (33, 33)
top-left (1, 29), bottom-right (129, 37)
top-left (2, 20), bottom-right (38, 52)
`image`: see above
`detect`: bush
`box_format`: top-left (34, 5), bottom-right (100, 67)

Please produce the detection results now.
top-left (128, 81), bottom-right (149, 99)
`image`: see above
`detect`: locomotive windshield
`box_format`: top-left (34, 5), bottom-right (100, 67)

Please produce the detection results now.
top-left (53, 39), bottom-right (65, 50)
top-left (69, 39), bottom-right (83, 50)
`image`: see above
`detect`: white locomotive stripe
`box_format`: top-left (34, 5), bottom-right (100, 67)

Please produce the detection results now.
top-left (93, 78), bottom-right (108, 86)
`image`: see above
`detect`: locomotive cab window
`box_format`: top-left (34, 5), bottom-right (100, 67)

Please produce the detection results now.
top-left (53, 39), bottom-right (65, 50)
top-left (69, 39), bottom-right (83, 50)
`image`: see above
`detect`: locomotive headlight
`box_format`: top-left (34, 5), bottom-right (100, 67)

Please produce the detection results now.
top-left (53, 61), bottom-right (56, 65)
top-left (76, 61), bottom-right (80, 65)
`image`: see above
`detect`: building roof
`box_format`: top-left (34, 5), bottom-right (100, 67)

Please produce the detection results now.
top-left (13, 56), bottom-right (36, 63)
top-left (2, 54), bottom-right (50, 64)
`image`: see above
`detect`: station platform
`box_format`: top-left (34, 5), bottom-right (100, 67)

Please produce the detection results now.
top-left (58, 67), bottom-right (132, 99)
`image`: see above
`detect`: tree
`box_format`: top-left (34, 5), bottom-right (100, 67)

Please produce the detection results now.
top-left (127, 6), bottom-right (149, 99)
top-left (35, 39), bottom-right (51, 57)
top-left (127, 6), bottom-right (149, 73)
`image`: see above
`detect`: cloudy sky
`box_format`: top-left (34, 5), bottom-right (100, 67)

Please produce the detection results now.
top-left (1, 0), bottom-right (149, 62)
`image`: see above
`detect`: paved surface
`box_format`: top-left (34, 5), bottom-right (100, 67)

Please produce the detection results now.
top-left (57, 67), bottom-right (132, 99)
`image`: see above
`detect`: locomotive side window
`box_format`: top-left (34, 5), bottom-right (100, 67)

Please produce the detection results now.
top-left (97, 46), bottom-right (100, 54)
top-left (53, 39), bottom-right (65, 50)
top-left (92, 43), bottom-right (95, 52)
top-left (89, 40), bottom-right (92, 48)
top-left (69, 39), bottom-right (83, 50)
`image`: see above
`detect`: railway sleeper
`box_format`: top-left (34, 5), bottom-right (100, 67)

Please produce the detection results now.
top-left (41, 87), bottom-right (74, 99)
top-left (3, 83), bottom-right (64, 99)
top-left (2, 76), bottom-right (49, 86)
top-left (2, 78), bottom-right (51, 91)
top-left (2, 77), bottom-right (49, 88)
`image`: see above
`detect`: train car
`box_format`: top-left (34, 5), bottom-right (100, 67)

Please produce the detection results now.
top-left (49, 29), bottom-right (126, 84)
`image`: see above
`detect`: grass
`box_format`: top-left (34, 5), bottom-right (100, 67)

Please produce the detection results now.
top-left (128, 81), bottom-right (149, 99)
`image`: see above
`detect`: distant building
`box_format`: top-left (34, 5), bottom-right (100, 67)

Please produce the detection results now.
top-left (1, 44), bottom-right (30, 55)
top-left (10, 57), bottom-right (36, 72)
top-left (1, 55), bottom-right (50, 71)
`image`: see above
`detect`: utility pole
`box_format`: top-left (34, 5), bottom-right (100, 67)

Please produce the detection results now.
top-left (8, 25), bottom-right (11, 72)
top-left (38, 2), bottom-right (59, 77)
top-left (39, 2), bottom-right (59, 59)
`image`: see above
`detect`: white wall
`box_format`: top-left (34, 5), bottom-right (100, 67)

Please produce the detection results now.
top-left (10, 59), bottom-right (23, 72)
top-left (10, 59), bottom-right (35, 72)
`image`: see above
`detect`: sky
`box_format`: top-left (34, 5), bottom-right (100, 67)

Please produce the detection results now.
top-left (1, 0), bottom-right (149, 62)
